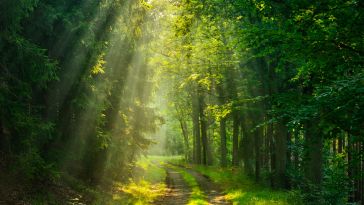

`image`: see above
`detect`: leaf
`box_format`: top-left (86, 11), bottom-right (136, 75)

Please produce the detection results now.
top-left (91, 52), bottom-right (106, 75)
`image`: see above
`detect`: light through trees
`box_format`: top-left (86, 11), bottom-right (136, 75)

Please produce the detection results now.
top-left (0, 0), bottom-right (363, 204)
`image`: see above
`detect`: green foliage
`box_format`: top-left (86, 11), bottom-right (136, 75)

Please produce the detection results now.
top-left (0, 0), bottom-right (362, 203)
top-left (0, 0), bottom-right (161, 203)
top-left (322, 153), bottom-right (350, 205)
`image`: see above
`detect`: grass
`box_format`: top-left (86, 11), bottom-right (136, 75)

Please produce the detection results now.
top-left (130, 156), bottom-right (303, 205)
top-left (90, 155), bottom-right (181, 204)
top-left (91, 155), bottom-right (303, 205)
top-left (117, 156), bottom-right (168, 205)
top-left (148, 155), bottom-right (185, 164)
top-left (164, 163), bottom-right (208, 205)
top-left (190, 165), bottom-right (303, 205)
top-left (91, 156), bottom-right (169, 205)
top-left (119, 180), bottom-right (166, 205)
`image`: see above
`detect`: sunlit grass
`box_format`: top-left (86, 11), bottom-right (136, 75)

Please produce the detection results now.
top-left (92, 156), bottom-right (168, 205)
top-left (121, 156), bottom-right (167, 204)
top-left (120, 180), bottom-right (166, 204)
top-left (191, 166), bottom-right (303, 205)
top-left (164, 163), bottom-right (208, 205)
top-left (144, 156), bottom-right (302, 205)
top-left (135, 156), bottom-right (167, 183)
top-left (147, 155), bottom-right (185, 164)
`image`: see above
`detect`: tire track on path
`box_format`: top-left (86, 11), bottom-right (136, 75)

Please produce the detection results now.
top-left (154, 163), bottom-right (231, 205)
top-left (185, 168), bottom-right (231, 205)
top-left (153, 167), bottom-right (191, 205)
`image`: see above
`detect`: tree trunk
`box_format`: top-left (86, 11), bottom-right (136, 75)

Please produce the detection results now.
top-left (199, 94), bottom-right (208, 165)
top-left (179, 119), bottom-right (190, 162)
top-left (254, 125), bottom-right (262, 182)
top-left (232, 113), bottom-right (240, 166)
top-left (273, 122), bottom-right (288, 188)
top-left (192, 91), bottom-right (201, 164)
top-left (207, 128), bottom-right (213, 165)
top-left (220, 117), bottom-right (227, 167)
top-left (293, 129), bottom-right (299, 171)
top-left (217, 82), bottom-right (227, 167)
top-left (348, 134), bottom-right (354, 203)
top-left (268, 123), bottom-right (275, 187)
top-left (241, 119), bottom-right (254, 176)
top-left (360, 141), bottom-right (364, 204)
top-left (338, 134), bottom-right (344, 153)
top-left (304, 121), bottom-right (323, 185)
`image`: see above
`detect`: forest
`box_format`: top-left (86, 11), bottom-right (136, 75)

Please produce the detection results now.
top-left (0, 0), bottom-right (363, 204)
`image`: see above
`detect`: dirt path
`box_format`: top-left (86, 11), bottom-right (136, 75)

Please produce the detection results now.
top-left (186, 169), bottom-right (231, 205)
top-left (154, 165), bottom-right (230, 205)
top-left (153, 167), bottom-right (191, 205)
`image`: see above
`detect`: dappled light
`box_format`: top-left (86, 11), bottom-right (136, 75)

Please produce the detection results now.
top-left (0, 0), bottom-right (363, 204)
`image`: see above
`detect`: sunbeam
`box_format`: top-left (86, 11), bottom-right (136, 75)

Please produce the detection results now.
top-left (0, 0), bottom-right (363, 204)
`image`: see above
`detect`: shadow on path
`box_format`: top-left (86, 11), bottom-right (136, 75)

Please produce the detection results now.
top-left (185, 168), bottom-right (231, 205)
top-left (153, 167), bottom-right (191, 205)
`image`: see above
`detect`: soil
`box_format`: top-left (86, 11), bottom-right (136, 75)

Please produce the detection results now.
top-left (154, 165), bottom-right (231, 205)
top-left (186, 168), bottom-right (231, 205)
top-left (153, 167), bottom-right (191, 205)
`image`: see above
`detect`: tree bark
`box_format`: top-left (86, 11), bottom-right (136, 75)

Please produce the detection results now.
top-left (293, 129), bottom-right (299, 171)
top-left (217, 83), bottom-right (227, 167)
top-left (199, 94), bottom-right (208, 165)
top-left (232, 113), bottom-right (240, 166)
top-left (273, 122), bottom-right (288, 188)
top-left (304, 121), bottom-right (323, 185)
top-left (192, 90), bottom-right (201, 164)
top-left (338, 135), bottom-right (343, 153)
top-left (179, 119), bottom-right (190, 162)
top-left (220, 117), bottom-right (227, 167)
top-left (268, 123), bottom-right (275, 186)
top-left (241, 118), bottom-right (254, 176)
top-left (254, 125), bottom-right (262, 182)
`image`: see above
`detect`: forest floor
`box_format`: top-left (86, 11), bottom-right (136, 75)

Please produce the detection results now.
top-left (121, 156), bottom-right (302, 205)
top-left (184, 168), bottom-right (230, 205)
top-left (144, 156), bottom-right (302, 205)
top-left (153, 166), bottom-right (191, 205)
top-left (0, 156), bottom-right (302, 204)
top-left (154, 163), bottom-right (230, 205)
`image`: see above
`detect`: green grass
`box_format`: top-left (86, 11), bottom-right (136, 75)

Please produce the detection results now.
top-left (148, 155), bottom-right (185, 164)
top-left (190, 165), bottom-right (303, 205)
top-left (119, 180), bottom-right (166, 205)
top-left (164, 163), bottom-right (208, 205)
top-left (89, 155), bottom-right (183, 204)
top-left (135, 156), bottom-right (168, 183)
top-left (137, 156), bottom-right (302, 205)
top-left (119, 156), bottom-right (167, 205)
top-left (96, 155), bottom-right (302, 205)
top-left (91, 156), bottom-right (168, 205)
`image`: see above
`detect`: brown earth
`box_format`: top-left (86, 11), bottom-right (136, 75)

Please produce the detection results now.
top-left (153, 167), bottom-right (191, 205)
top-left (185, 168), bottom-right (231, 205)
top-left (154, 165), bottom-right (231, 205)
